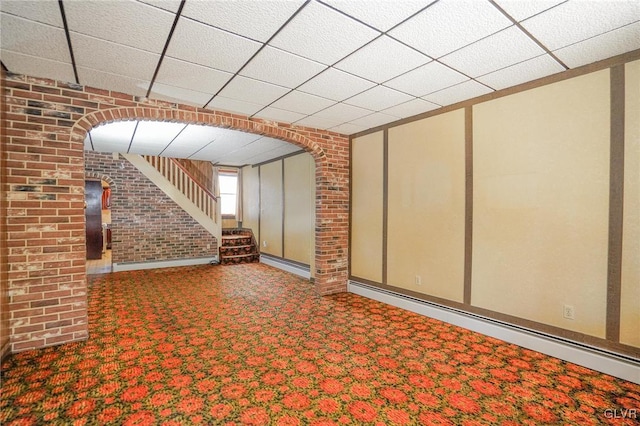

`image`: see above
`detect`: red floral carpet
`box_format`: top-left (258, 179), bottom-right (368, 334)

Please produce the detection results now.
top-left (1, 263), bottom-right (639, 425)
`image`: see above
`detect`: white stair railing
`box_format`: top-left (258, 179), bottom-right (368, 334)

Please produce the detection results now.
top-left (143, 155), bottom-right (218, 223)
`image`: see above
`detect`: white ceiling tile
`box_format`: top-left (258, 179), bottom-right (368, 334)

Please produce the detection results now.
top-left (329, 122), bottom-right (368, 135)
top-left (477, 54), bottom-right (565, 90)
top-left (181, 0), bottom-right (305, 42)
top-left (149, 82), bottom-right (213, 107)
top-left (218, 75), bottom-right (290, 105)
top-left (162, 123), bottom-right (219, 157)
top-left (422, 80), bottom-right (493, 106)
top-left (84, 134), bottom-right (93, 151)
top-left (270, 1), bottom-right (379, 65)
top-left (167, 17), bottom-right (261, 72)
top-left (0, 51), bottom-right (75, 83)
top-left (64, 0), bottom-right (174, 53)
top-left (492, 0), bottom-right (565, 21)
top-left (72, 33), bottom-right (159, 81)
top-left (78, 67), bottom-right (149, 97)
top-left (155, 57), bottom-right (233, 94)
top-left (381, 98), bottom-right (440, 118)
top-left (206, 96), bottom-right (265, 116)
top-left (253, 107), bottom-right (307, 123)
top-left (130, 121), bottom-right (187, 155)
top-left (349, 112), bottom-right (399, 129)
top-left (240, 46), bottom-right (327, 88)
top-left (522, 0), bottom-right (640, 51)
top-left (90, 120), bottom-right (138, 153)
top-left (335, 36), bottom-right (430, 83)
top-left (0, 14), bottom-right (71, 63)
top-left (383, 61), bottom-right (468, 97)
top-left (298, 67), bottom-right (376, 101)
top-left (270, 91), bottom-right (336, 115)
top-left (344, 85), bottom-right (414, 111)
top-left (323, 0), bottom-right (434, 32)
top-left (440, 26), bottom-right (545, 78)
top-left (553, 21), bottom-right (640, 69)
top-left (389, 0), bottom-right (512, 58)
top-left (295, 115), bottom-right (344, 130)
top-left (0, 1), bottom-right (63, 27)
top-left (314, 102), bottom-right (372, 122)
top-left (137, 0), bottom-right (183, 13)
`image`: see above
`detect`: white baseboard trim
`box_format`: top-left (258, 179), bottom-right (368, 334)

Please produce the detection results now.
top-left (113, 256), bottom-right (218, 272)
top-left (348, 280), bottom-right (640, 385)
top-left (260, 256), bottom-right (311, 280)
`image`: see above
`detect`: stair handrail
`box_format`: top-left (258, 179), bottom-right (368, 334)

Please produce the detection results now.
top-left (142, 155), bottom-right (218, 223)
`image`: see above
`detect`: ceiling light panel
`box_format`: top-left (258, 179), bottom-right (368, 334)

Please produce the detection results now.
top-left (521, 0), bottom-right (640, 51)
top-left (71, 34), bottom-right (159, 81)
top-left (269, 1), bottom-right (379, 65)
top-left (89, 120), bottom-right (138, 153)
top-left (334, 36), bottom-right (430, 83)
top-left (477, 53), bottom-right (565, 90)
top-left (344, 85), bottom-right (414, 111)
top-left (0, 51), bottom-right (75, 84)
top-left (389, 0), bottom-right (512, 59)
top-left (422, 80), bottom-right (493, 106)
top-left (552, 21), bottom-right (640, 69)
top-left (161, 124), bottom-right (220, 158)
top-left (440, 26), bottom-right (546, 78)
top-left (297, 67), bottom-right (376, 101)
top-left (64, 0), bottom-right (175, 53)
top-left (383, 61), bottom-right (468, 97)
top-left (382, 98), bottom-right (440, 118)
top-left (239, 46), bottom-right (327, 88)
top-left (0, 14), bottom-right (71, 64)
top-left (217, 75), bottom-right (290, 105)
top-left (149, 83), bottom-right (216, 106)
top-left (270, 91), bottom-right (336, 115)
top-left (129, 121), bottom-right (186, 155)
top-left (323, 0), bottom-right (434, 32)
top-left (253, 106), bottom-right (307, 123)
top-left (206, 96), bottom-right (266, 116)
top-left (0, 0), bottom-right (63, 27)
top-left (167, 17), bottom-right (261, 72)
top-left (492, 0), bottom-right (564, 22)
top-left (155, 57), bottom-right (233, 94)
top-left (77, 67), bottom-right (150, 97)
top-left (181, 0), bottom-right (305, 43)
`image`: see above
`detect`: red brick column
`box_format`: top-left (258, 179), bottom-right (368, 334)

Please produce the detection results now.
top-left (1, 73), bottom-right (350, 353)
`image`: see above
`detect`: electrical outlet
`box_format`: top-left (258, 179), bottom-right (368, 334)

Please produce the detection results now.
top-left (206, 244), bottom-right (210, 250)
top-left (563, 304), bottom-right (575, 320)
top-left (263, 241), bottom-right (267, 247)
top-left (415, 275), bottom-right (421, 286)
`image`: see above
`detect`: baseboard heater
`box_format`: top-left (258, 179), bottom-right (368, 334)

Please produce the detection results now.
top-left (113, 256), bottom-right (218, 272)
top-left (348, 280), bottom-right (640, 385)
top-left (260, 254), bottom-right (311, 280)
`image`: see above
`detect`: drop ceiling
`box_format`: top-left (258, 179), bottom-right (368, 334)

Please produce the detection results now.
top-left (2, 0), bottom-right (639, 165)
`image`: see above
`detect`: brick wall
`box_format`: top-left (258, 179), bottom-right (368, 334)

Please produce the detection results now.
top-left (1, 69), bottom-right (10, 359)
top-left (85, 152), bottom-right (217, 264)
top-left (1, 72), bottom-right (349, 354)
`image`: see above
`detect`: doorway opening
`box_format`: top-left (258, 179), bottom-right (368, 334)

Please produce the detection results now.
top-left (86, 179), bottom-right (113, 275)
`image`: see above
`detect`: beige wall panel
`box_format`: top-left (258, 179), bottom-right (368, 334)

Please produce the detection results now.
top-left (472, 70), bottom-right (610, 337)
top-left (242, 166), bottom-right (260, 243)
top-left (259, 161), bottom-right (283, 257)
top-left (387, 110), bottom-right (466, 302)
top-left (351, 132), bottom-right (384, 282)
top-left (284, 153), bottom-right (314, 265)
top-left (621, 60), bottom-right (640, 347)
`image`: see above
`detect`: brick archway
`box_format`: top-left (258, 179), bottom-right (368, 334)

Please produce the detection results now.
top-left (72, 106), bottom-right (349, 296)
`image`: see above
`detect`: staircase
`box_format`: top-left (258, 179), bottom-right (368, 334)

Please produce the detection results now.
top-left (122, 154), bottom-right (222, 260)
top-left (220, 229), bottom-right (260, 265)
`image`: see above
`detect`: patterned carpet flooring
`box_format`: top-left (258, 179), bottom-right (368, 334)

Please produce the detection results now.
top-left (1, 263), bottom-right (639, 425)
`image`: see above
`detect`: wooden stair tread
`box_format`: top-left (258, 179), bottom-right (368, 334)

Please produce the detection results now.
top-left (220, 244), bottom-right (253, 249)
top-left (223, 253), bottom-right (259, 259)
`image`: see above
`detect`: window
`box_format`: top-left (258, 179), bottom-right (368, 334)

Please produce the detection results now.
top-left (219, 172), bottom-right (238, 217)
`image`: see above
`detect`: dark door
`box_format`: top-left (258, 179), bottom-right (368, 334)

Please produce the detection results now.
top-left (85, 180), bottom-right (103, 260)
